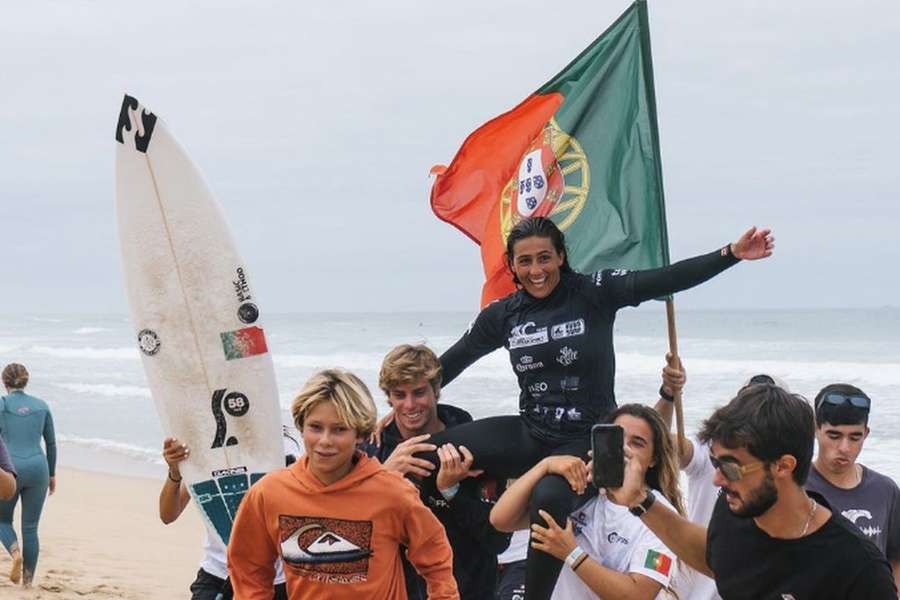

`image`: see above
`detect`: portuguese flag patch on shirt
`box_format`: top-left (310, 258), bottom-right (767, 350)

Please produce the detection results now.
top-left (644, 549), bottom-right (672, 576)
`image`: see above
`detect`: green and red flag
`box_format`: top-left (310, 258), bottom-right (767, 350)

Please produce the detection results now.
top-left (221, 327), bottom-right (269, 361)
top-left (643, 549), bottom-right (673, 576)
top-left (431, 0), bottom-right (670, 307)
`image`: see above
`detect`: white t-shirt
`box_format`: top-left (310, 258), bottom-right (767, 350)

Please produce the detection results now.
top-left (681, 437), bottom-right (721, 600)
top-left (201, 533), bottom-right (286, 584)
top-left (551, 494), bottom-right (679, 600)
top-left (498, 529), bottom-right (529, 564)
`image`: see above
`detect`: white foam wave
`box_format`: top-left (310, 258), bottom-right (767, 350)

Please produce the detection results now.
top-left (275, 348), bottom-right (512, 378)
top-left (614, 352), bottom-right (900, 387)
top-left (27, 346), bottom-right (139, 360)
top-left (73, 327), bottom-right (110, 335)
top-left (56, 434), bottom-right (163, 464)
top-left (274, 352), bottom-right (385, 371)
top-left (56, 382), bottom-right (152, 399)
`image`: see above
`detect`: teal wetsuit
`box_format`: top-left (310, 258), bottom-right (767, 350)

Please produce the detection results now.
top-left (0, 390), bottom-right (56, 581)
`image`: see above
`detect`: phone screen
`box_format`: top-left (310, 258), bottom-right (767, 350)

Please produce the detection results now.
top-left (591, 424), bottom-right (624, 488)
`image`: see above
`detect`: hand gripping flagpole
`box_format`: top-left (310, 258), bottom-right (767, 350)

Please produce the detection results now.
top-left (665, 299), bottom-right (687, 462)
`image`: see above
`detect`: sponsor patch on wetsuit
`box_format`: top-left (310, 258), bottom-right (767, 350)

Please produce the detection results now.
top-left (508, 321), bottom-right (549, 349)
top-left (551, 318), bottom-right (585, 340)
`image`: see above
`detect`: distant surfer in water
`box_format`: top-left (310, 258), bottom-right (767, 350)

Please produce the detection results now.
top-left (406, 216), bottom-right (774, 599)
top-left (0, 363), bottom-right (57, 587)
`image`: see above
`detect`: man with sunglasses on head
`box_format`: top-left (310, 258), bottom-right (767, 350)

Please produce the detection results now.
top-left (610, 383), bottom-right (896, 599)
top-left (806, 384), bottom-right (900, 589)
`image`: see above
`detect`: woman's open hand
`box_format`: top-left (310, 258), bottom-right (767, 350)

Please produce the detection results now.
top-left (731, 226), bottom-right (774, 261)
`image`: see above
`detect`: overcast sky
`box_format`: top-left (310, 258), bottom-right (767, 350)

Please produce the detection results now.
top-left (2, 0), bottom-right (898, 314)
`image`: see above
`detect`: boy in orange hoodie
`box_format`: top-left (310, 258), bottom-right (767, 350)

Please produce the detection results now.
top-left (228, 369), bottom-right (459, 600)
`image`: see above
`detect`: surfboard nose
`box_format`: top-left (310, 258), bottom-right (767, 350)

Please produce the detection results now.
top-left (116, 94), bottom-right (157, 153)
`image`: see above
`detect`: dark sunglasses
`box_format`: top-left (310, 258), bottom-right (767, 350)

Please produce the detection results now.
top-left (819, 392), bottom-right (870, 411)
top-left (709, 454), bottom-right (764, 482)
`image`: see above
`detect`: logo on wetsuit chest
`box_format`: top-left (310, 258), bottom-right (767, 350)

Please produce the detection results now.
top-left (550, 318), bottom-right (585, 340)
top-left (508, 322), bottom-right (549, 349)
top-left (557, 346), bottom-right (578, 366)
top-left (516, 355), bottom-right (546, 372)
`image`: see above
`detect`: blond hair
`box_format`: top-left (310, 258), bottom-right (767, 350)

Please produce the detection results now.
top-left (378, 344), bottom-right (442, 399)
top-left (2, 363), bottom-right (29, 390)
top-left (291, 369), bottom-right (376, 437)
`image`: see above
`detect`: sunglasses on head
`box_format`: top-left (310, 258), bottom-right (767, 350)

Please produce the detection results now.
top-left (819, 392), bottom-right (870, 411)
top-left (709, 454), bottom-right (764, 482)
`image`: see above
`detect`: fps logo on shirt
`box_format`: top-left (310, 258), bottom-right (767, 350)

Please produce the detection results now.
top-left (279, 515), bottom-right (373, 584)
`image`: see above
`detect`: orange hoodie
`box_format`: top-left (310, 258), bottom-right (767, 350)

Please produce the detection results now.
top-left (228, 451), bottom-right (459, 600)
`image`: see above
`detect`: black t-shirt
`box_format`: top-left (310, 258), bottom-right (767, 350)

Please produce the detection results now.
top-left (440, 247), bottom-right (739, 441)
top-left (707, 491), bottom-right (897, 599)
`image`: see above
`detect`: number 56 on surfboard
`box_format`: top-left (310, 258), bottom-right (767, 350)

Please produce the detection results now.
top-left (115, 94), bottom-right (283, 546)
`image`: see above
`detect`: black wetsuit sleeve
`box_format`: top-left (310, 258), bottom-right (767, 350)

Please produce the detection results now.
top-left (630, 246), bottom-right (740, 305)
top-left (446, 480), bottom-right (512, 553)
top-left (440, 302), bottom-right (506, 387)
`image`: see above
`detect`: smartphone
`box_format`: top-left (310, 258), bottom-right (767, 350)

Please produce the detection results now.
top-left (591, 424), bottom-right (624, 488)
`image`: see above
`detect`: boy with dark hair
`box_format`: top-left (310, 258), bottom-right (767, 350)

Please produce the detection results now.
top-left (807, 384), bottom-right (900, 588)
top-left (606, 383), bottom-right (896, 599)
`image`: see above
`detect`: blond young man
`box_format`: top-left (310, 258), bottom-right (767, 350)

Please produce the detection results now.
top-left (228, 368), bottom-right (458, 600)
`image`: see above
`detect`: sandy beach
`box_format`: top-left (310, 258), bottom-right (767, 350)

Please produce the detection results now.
top-left (0, 467), bottom-right (204, 600)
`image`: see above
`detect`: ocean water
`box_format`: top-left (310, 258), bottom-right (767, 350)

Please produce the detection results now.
top-left (0, 308), bottom-right (898, 480)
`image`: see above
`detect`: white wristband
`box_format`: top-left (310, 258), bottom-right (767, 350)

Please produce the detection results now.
top-left (565, 546), bottom-right (585, 569)
top-left (439, 482), bottom-right (460, 501)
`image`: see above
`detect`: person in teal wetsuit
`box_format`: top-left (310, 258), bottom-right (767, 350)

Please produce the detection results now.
top-left (0, 363), bottom-right (56, 587)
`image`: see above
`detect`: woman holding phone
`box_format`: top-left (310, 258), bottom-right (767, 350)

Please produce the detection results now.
top-left (489, 404), bottom-right (685, 600)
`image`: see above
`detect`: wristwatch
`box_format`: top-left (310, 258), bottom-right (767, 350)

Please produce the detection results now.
top-left (629, 490), bottom-right (656, 517)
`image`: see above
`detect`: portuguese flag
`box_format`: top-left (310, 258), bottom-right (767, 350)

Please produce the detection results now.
top-left (643, 549), bottom-right (673, 576)
top-left (431, 0), bottom-right (670, 307)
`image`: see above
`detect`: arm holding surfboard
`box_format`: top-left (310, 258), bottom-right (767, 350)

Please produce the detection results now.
top-left (159, 437), bottom-right (191, 524)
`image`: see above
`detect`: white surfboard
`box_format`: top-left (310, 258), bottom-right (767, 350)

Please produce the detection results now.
top-left (115, 94), bottom-right (283, 545)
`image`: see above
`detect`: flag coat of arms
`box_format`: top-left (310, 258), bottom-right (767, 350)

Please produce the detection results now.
top-left (431, 0), bottom-right (670, 307)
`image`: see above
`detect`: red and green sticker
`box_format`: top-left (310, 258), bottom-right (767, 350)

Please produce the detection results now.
top-left (643, 549), bottom-right (672, 576)
top-left (221, 327), bottom-right (268, 360)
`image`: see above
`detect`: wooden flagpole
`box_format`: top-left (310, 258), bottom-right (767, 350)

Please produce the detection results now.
top-left (665, 298), bottom-right (686, 459)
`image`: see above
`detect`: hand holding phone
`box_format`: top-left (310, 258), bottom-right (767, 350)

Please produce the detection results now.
top-left (591, 424), bottom-right (624, 488)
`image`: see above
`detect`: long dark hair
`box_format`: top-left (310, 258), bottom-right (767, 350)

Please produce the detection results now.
top-left (605, 403), bottom-right (686, 517)
top-left (505, 217), bottom-right (574, 286)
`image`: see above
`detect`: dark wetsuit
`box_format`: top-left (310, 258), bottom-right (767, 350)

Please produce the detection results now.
top-left (425, 246), bottom-right (740, 600)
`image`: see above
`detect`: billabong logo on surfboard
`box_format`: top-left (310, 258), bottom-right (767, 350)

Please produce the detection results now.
top-left (115, 95), bottom-right (157, 153)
